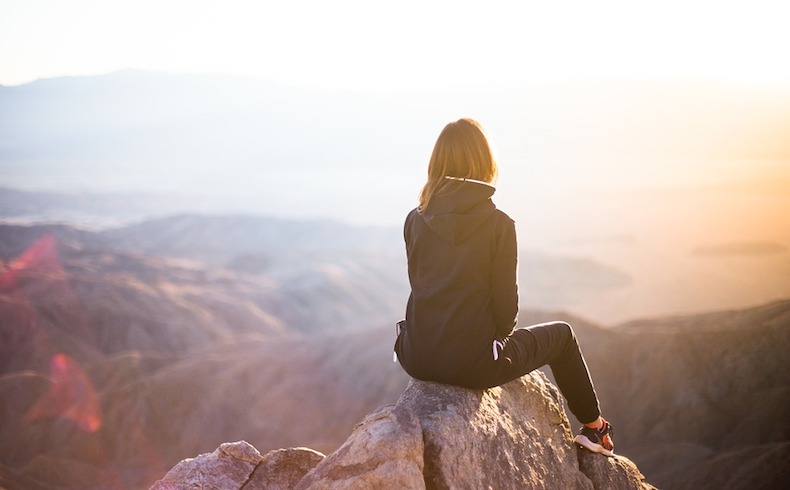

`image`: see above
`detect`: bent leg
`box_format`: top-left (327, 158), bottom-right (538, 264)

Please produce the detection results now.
top-left (500, 321), bottom-right (601, 424)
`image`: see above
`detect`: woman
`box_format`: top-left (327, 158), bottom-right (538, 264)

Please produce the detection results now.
top-left (394, 118), bottom-right (614, 456)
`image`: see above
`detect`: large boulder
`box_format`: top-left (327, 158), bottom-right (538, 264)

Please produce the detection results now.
top-left (395, 373), bottom-right (590, 489)
top-left (153, 371), bottom-right (656, 489)
top-left (296, 403), bottom-right (425, 489)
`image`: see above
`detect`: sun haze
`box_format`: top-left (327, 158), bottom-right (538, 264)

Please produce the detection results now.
top-left (1, 0), bottom-right (789, 89)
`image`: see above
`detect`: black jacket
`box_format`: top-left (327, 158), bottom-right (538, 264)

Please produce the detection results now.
top-left (395, 179), bottom-right (518, 386)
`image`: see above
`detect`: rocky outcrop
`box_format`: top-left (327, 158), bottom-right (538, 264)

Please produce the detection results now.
top-left (153, 372), bottom-right (655, 489)
top-left (296, 403), bottom-right (425, 488)
top-left (151, 442), bottom-right (325, 490)
top-left (151, 441), bottom-right (265, 489)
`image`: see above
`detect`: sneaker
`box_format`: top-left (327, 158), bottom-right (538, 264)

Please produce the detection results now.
top-left (574, 419), bottom-right (614, 456)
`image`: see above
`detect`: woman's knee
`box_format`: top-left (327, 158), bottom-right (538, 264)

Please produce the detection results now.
top-left (519, 320), bottom-right (578, 355)
top-left (549, 321), bottom-right (575, 342)
top-left (551, 322), bottom-right (581, 358)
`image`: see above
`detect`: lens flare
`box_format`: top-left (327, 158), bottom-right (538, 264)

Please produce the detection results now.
top-left (1, 234), bottom-right (103, 432)
top-left (24, 352), bottom-right (102, 432)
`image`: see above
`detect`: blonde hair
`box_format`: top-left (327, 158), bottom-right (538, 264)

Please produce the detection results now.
top-left (418, 118), bottom-right (498, 212)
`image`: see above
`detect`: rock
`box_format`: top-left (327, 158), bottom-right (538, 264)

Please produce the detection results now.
top-left (151, 441), bottom-right (263, 489)
top-left (155, 372), bottom-right (656, 489)
top-left (150, 441), bottom-right (325, 490)
top-left (247, 447), bottom-right (326, 490)
top-left (296, 403), bottom-right (425, 489)
top-left (403, 374), bottom-right (593, 489)
top-left (577, 448), bottom-right (658, 490)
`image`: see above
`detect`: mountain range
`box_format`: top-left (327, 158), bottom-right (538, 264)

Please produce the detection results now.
top-left (3, 70), bottom-right (790, 227)
top-left (0, 215), bottom-right (788, 489)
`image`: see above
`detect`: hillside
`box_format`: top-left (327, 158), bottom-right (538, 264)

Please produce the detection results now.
top-left (596, 302), bottom-right (790, 489)
top-left (528, 302), bottom-right (790, 489)
top-left (0, 220), bottom-right (411, 489)
top-left (0, 212), bottom-right (636, 333)
top-left (0, 218), bottom-right (408, 335)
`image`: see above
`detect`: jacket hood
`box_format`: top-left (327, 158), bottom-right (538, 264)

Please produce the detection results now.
top-left (422, 179), bottom-right (497, 244)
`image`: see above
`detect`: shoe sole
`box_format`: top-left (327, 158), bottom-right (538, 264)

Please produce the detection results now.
top-left (574, 434), bottom-right (614, 457)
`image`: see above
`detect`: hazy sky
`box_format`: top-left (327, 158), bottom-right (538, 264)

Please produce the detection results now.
top-left (1, 0), bottom-right (789, 228)
top-left (1, 0), bottom-right (789, 89)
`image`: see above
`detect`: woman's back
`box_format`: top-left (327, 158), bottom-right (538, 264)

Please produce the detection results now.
top-left (396, 178), bottom-right (518, 385)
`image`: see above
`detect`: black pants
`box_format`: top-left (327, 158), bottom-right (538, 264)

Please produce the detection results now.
top-left (470, 321), bottom-right (601, 425)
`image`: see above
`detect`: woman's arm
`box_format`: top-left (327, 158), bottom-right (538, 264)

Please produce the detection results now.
top-left (491, 214), bottom-right (519, 338)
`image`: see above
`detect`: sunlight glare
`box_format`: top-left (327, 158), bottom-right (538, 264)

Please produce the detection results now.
top-left (1, 0), bottom-right (789, 88)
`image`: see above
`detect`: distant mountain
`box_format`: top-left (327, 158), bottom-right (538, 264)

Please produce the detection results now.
top-left (3, 71), bottom-right (789, 165)
top-left (0, 224), bottom-right (290, 368)
top-left (691, 240), bottom-right (788, 257)
top-left (97, 214), bottom-right (638, 329)
top-left (101, 213), bottom-right (398, 262)
top-left (2, 71), bottom-right (790, 224)
top-left (0, 209), bottom-right (633, 333)
top-left (0, 217), bottom-right (408, 336)
top-left (0, 70), bottom-right (436, 208)
top-left (0, 186), bottom-right (223, 228)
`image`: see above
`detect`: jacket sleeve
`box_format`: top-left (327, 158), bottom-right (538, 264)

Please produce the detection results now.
top-left (491, 214), bottom-right (519, 338)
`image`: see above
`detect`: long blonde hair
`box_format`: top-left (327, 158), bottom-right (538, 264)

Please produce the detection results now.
top-left (418, 118), bottom-right (498, 212)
